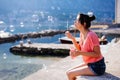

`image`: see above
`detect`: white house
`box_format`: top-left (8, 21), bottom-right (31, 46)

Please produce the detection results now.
top-left (115, 0), bottom-right (120, 23)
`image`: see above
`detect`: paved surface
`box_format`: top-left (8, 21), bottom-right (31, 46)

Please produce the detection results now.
top-left (23, 41), bottom-right (120, 80)
top-left (16, 43), bottom-right (73, 49)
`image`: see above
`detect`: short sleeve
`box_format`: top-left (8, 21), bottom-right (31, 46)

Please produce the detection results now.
top-left (81, 31), bottom-right (102, 63)
top-left (88, 31), bottom-right (99, 50)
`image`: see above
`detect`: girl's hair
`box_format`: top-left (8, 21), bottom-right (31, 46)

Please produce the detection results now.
top-left (77, 13), bottom-right (96, 29)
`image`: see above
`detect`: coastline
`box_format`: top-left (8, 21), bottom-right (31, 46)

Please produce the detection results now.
top-left (23, 39), bottom-right (120, 80)
top-left (1, 24), bottom-right (120, 44)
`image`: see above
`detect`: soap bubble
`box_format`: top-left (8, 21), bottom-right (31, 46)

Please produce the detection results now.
top-left (57, 7), bottom-right (61, 10)
top-left (20, 22), bottom-right (24, 27)
top-left (42, 64), bottom-right (48, 72)
top-left (48, 16), bottom-right (53, 22)
top-left (32, 14), bottom-right (39, 22)
top-left (0, 21), bottom-right (7, 32)
top-left (3, 53), bottom-right (7, 59)
top-left (27, 59), bottom-right (31, 63)
top-left (51, 6), bottom-right (55, 10)
top-left (9, 25), bottom-right (15, 32)
top-left (40, 11), bottom-right (45, 19)
top-left (88, 12), bottom-right (93, 17)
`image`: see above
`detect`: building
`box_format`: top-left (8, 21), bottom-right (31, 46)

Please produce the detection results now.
top-left (115, 0), bottom-right (120, 23)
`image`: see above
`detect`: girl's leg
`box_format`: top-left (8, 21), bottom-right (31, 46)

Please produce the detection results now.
top-left (66, 65), bottom-right (95, 80)
top-left (67, 63), bottom-right (87, 72)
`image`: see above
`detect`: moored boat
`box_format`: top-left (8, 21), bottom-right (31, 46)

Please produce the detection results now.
top-left (59, 36), bottom-right (108, 45)
top-left (59, 37), bottom-right (79, 44)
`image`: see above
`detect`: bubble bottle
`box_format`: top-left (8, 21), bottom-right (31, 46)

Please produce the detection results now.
top-left (70, 48), bottom-right (76, 59)
top-left (70, 45), bottom-right (81, 59)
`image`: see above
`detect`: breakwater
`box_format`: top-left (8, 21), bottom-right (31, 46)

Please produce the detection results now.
top-left (10, 43), bottom-right (72, 57)
top-left (0, 29), bottom-right (75, 44)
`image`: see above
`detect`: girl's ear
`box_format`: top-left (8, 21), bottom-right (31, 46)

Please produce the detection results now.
top-left (84, 22), bottom-right (86, 27)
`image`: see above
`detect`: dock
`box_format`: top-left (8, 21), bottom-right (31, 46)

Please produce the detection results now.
top-left (10, 43), bottom-right (73, 57)
top-left (10, 37), bottom-right (108, 57)
top-left (59, 36), bottom-right (108, 45)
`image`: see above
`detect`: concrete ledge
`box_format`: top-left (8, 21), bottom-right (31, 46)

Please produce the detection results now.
top-left (77, 73), bottom-right (120, 80)
top-left (22, 41), bottom-right (120, 80)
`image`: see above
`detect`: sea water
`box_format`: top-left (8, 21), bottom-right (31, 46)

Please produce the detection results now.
top-left (0, 35), bottom-right (64, 80)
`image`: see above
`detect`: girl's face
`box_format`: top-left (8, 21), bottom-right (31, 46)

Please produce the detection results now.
top-left (74, 15), bottom-right (83, 30)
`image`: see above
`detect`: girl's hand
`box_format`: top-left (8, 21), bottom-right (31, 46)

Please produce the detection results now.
top-left (70, 48), bottom-right (78, 59)
top-left (70, 50), bottom-right (76, 59)
top-left (70, 48), bottom-right (82, 59)
top-left (65, 31), bottom-right (74, 40)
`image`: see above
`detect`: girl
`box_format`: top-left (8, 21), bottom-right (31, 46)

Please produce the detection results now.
top-left (65, 13), bottom-right (106, 80)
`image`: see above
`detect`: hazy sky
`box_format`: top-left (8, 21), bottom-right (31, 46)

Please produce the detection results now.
top-left (0, 0), bottom-right (114, 12)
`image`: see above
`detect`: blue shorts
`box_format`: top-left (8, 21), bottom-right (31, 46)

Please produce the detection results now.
top-left (88, 58), bottom-right (106, 76)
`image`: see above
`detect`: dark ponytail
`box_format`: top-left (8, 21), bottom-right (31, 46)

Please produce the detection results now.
top-left (78, 13), bottom-right (96, 29)
top-left (89, 15), bottom-right (96, 22)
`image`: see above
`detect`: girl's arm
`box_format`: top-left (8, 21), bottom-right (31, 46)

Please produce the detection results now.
top-left (65, 31), bottom-right (80, 51)
top-left (73, 46), bottom-right (101, 57)
top-left (71, 37), bottom-right (81, 51)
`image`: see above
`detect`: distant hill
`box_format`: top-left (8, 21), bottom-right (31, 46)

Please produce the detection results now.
top-left (0, 0), bottom-right (115, 14)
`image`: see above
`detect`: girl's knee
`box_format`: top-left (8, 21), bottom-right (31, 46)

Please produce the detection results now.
top-left (66, 71), bottom-right (70, 76)
top-left (66, 71), bottom-right (77, 80)
top-left (66, 71), bottom-right (74, 78)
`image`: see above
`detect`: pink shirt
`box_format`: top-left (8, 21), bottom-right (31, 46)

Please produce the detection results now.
top-left (79, 31), bottom-right (103, 63)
